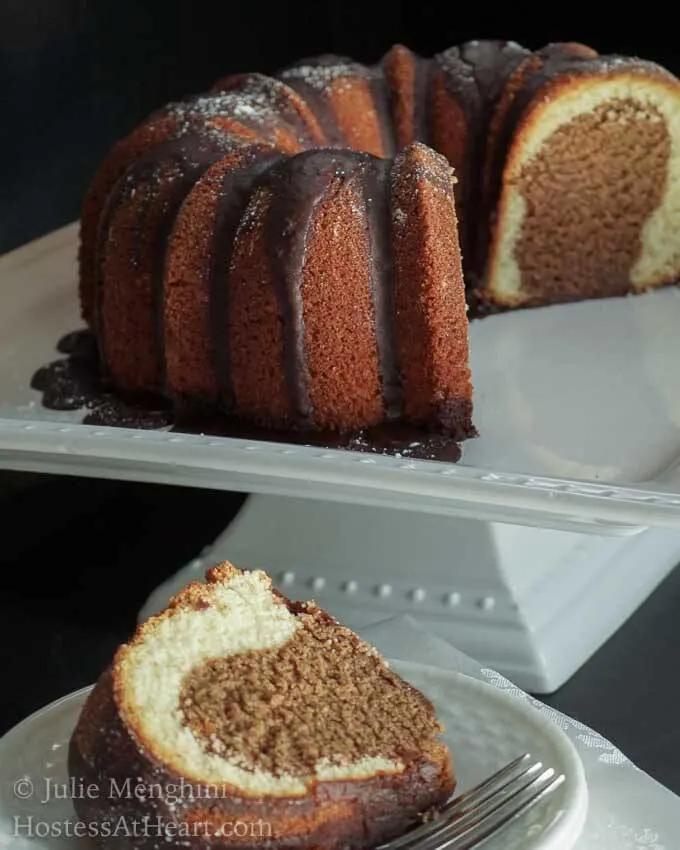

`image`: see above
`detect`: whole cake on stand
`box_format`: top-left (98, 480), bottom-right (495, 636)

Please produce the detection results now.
top-left (81, 39), bottom-right (680, 692)
top-left (80, 39), bottom-right (680, 443)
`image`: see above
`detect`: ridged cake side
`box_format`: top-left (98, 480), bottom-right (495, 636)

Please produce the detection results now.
top-left (391, 143), bottom-right (475, 437)
top-left (163, 146), bottom-right (283, 404)
top-left (160, 144), bottom-right (473, 434)
top-left (80, 40), bottom-right (680, 440)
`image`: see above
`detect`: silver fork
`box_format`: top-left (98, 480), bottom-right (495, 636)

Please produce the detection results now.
top-left (380, 753), bottom-right (565, 849)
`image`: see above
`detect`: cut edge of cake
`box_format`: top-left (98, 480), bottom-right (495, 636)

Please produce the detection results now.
top-left (85, 562), bottom-right (453, 798)
top-left (483, 62), bottom-right (680, 307)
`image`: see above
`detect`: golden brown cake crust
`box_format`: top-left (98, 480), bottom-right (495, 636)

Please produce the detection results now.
top-left (78, 113), bottom-right (180, 327)
top-left (69, 671), bottom-right (453, 849)
top-left (392, 143), bottom-right (475, 437)
top-left (382, 45), bottom-right (422, 149)
top-left (68, 563), bottom-right (455, 849)
top-left (80, 46), bottom-right (479, 436)
top-left (299, 173), bottom-right (384, 430)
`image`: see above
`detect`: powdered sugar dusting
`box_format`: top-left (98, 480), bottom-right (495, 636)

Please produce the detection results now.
top-left (169, 92), bottom-right (272, 126)
top-left (167, 75), bottom-right (305, 138)
top-left (436, 46), bottom-right (474, 81)
top-left (344, 430), bottom-right (461, 461)
top-left (280, 61), bottom-right (368, 94)
top-left (392, 143), bottom-right (458, 207)
top-left (393, 207), bottom-right (407, 226)
top-left (236, 186), bottom-right (270, 237)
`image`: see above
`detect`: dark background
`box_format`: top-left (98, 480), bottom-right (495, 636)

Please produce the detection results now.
top-left (2, 0), bottom-right (680, 800)
top-left (2, 0), bottom-right (679, 253)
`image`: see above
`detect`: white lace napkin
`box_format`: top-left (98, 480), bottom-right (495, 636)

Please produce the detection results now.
top-left (360, 614), bottom-right (680, 850)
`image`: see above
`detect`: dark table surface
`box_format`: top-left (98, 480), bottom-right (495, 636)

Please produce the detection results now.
top-left (0, 468), bottom-right (679, 799)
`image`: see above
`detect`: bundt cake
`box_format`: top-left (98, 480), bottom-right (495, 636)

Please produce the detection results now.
top-left (68, 562), bottom-right (454, 849)
top-left (79, 40), bottom-right (680, 439)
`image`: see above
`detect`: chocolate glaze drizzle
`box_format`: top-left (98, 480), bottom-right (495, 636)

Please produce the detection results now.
top-left (264, 150), bottom-right (346, 425)
top-left (261, 148), bottom-right (409, 428)
top-left (278, 55), bottom-right (357, 147)
top-left (413, 55), bottom-right (434, 148)
top-left (432, 40), bottom-right (530, 277)
top-left (206, 73), bottom-right (326, 148)
top-left (93, 129), bottom-right (234, 388)
top-left (210, 147), bottom-right (285, 410)
top-left (368, 69), bottom-right (398, 157)
top-left (362, 157), bottom-right (403, 420)
top-left (149, 140), bottom-right (232, 387)
top-left (51, 49), bottom-right (506, 462)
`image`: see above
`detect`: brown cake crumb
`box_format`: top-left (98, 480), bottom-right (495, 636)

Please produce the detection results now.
top-left (179, 613), bottom-right (440, 777)
top-left (514, 98), bottom-right (669, 301)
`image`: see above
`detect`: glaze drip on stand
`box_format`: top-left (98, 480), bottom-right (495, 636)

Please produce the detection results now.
top-left (30, 330), bottom-right (462, 461)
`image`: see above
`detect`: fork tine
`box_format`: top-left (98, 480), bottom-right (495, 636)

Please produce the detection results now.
top-left (438, 766), bottom-right (555, 834)
top-left (433, 767), bottom-right (557, 846)
top-left (417, 768), bottom-right (565, 850)
top-left (434, 770), bottom-right (566, 849)
top-left (440, 753), bottom-right (539, 816)
top-left (381, 757), bottom-right (564, 850)
top-left (381, 753), bottom-right (537, 850)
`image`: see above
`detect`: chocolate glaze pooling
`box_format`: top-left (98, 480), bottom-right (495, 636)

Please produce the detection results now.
top-left (31, 330), bottom-right (462, 461)
top-left (31, 331), bottom-right (172, 428)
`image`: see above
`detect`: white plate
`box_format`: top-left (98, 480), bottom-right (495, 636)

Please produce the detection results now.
top-left (2, 223), bottom-right (680, 533)
top-left (0, 661), bottom-right (588, 850)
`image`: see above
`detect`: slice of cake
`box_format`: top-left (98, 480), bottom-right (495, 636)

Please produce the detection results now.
top-left (68, 563), bottom-right (454, 849)
top-left (481, 53), bottom-right (680, 308)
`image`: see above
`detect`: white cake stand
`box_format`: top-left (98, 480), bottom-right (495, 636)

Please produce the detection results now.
top-left (137, 496), bottom-right (680, 694)
top-left (5, 224), bottom-right (680, 693)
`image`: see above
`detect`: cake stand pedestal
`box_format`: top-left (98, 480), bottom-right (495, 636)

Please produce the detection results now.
top-left (139, 494), bottom-right (680, 694)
